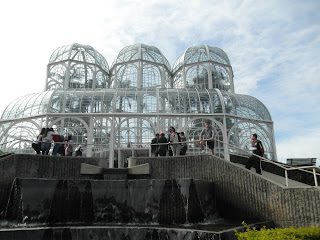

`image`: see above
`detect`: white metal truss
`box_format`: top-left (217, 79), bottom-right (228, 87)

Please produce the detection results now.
top-left (0, 43), bottom-right (277, 165)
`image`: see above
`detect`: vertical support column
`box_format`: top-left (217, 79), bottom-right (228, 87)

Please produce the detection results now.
top-left (161, 68), bottom-right (165, 88)
top-left (208, 65), bottom-right (213, 89)
top-left (92, 71), bottom-right (96, 90)
top-left (64, 61), bottom-right (71, 89)
top-left (182, 67), bottom-right (186, 88)
top-left (271, 124), bottom-right (278, 161)
top-left (86, 116), bottom-right (93, 157)
top-left (223, 116), bottom-right (230, 161)
top-left (137, 63), bottom-right (142, 88)
top-left (118, 149), bottom-right (124, 168)
top-left (109, 115), bottom-right (115, 168)
top-left (156, 88), bottom-right (160, 133)
top-left (230, 67), bottom-right (235, 93)
top-left (45, 67), bottom-right (49, 91)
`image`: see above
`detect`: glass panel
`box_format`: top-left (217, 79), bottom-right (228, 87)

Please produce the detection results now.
top-left (142, 64), bottom-right (161, 88)
top-left (211, 64), bottom-right (231, 92)
top-left (69, 64), bottom-right (94, 89)
top-left (117, 64), bottom-right (138, 88)
top-left (186, 65), bottom-right (209, 89)
top-left (47, 64), bottom-right (66, 90)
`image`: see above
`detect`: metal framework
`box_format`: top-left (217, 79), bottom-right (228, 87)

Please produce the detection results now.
top-left (0, 43), bottom-right (277, 166)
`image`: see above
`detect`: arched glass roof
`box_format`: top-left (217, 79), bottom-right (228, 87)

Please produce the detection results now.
top-left (1, 91), bottom-right (54, 119)
top-left (48, 43), bottom-right (109, 72)
top-left (1, 89), bottom-right (271, 121)
top-left (111, 44), bottom-right (171, 71)
top-left (173, 45), bottom-right (231, 73)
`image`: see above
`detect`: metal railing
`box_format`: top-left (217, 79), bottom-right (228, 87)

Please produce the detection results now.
top-left (0, 138), bottom-right (110, 157)
top-left (1, 137), bottom-right (319, 187)
top-left (144, 138), bottom-right (320, 187)
top-left (215, 138), bottom-right (320, 187)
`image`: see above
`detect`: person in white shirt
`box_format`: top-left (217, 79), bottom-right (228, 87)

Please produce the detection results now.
top-left (41, 128), bottom-right (54, 155)
top-left (168, 126), bottom-right (181, 156)
top-left (200, 122), bottom-right (215, 155)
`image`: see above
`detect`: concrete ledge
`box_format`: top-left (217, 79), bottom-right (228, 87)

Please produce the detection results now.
top-left (128, 157), bottom-right (136, 168)
top-left (103, 168), bottom-right (128, 174)
top-left (80, 163), bottom-right (103, 175)
top-left (128, 163), bottom-right (150, 175)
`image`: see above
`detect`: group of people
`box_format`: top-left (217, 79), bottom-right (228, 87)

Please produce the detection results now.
top-left (151, 122), bottom-right (215, 157)
top-left (32, 123), bottom-right (264, 175)
top-left (150, 122), bottom-right (265, 176)
top-left (31, 128), bottom-right (83, 156)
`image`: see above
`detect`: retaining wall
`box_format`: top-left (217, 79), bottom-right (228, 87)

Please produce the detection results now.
top-left (133, 155), bottom-right (320, 228)
top-left (0, 154), bottom-right (104, 216)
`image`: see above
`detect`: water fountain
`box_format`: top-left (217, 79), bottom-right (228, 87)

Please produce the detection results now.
top-left (0, 154), bottom-right (272, 240)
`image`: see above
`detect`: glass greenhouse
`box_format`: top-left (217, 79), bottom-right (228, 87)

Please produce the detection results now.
top-left (0, 43), bottom-right (277, 166)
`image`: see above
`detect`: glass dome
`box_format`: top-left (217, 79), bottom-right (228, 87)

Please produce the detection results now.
top-left (172, 45), bottom-right (234, 92)
top-left (173, 45), bottom-right (231, 73)
top-left (111, 44), bottom-right (172, 89)
top-left (111, 44), bottom-right (171, 70)
top-left (46, 43), bottom-right (110, 90)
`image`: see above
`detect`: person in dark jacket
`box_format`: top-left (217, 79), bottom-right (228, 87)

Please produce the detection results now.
top-left (151, 133), bottom-right (159, 156)
top-left (158, 132), bottom-right (168, 157)
top-left (245, 133), bottom-right (264, 175)
top-left (179, 132), bottom-right (188, 155)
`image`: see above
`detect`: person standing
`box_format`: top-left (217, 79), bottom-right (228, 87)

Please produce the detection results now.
top-left (168, 127), bottom-right (181, 156)
top-left (158, 132), bottom-right (168, 157)
top-left (200, 122), bottom-right (215, 154)
top-left (65, 135), bottom-right (74, 156)
top-left (245, 133), bottom-right (264, 175)
top-left (151, 133), bottom-right (159, 156)
top-left (32, 128), bottom-right (45, 154)
top-left (179, 132), bottom-right (188, 155)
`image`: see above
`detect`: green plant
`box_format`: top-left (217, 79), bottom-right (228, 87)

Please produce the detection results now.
top-left (235, 222), bottom-right (320, 240)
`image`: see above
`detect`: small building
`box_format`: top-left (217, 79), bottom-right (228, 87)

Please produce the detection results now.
top-left (287, 158), bottom-right (317, 166)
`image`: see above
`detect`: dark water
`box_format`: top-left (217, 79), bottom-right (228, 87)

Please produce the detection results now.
top-left (4, 178), bottom-right (216, 226)
top-left (0, 178), bottom-right (269, 239)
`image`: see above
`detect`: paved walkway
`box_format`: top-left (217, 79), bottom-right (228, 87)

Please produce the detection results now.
top-left (235, 163), bottom-right (310, 187)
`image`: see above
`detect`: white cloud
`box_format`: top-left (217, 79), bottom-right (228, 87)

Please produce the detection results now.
top-left (0, 0), bottom-right (319, 162)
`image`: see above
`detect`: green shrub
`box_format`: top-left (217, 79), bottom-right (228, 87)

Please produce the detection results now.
top-left (235, 222), bottom-right (320, 240)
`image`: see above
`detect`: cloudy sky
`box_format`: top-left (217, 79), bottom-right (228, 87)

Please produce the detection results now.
top-left (0, 0), bottom-right (319, 163)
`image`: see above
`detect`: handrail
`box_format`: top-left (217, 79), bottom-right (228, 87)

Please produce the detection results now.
top-left (214, 138), bottom-right (320, 187)
top-left (0, 138), bottom-right (110, 147)
top-left (145, 137), bottom-right (320, 187)
top-left (1, 137), bottom-right (318, 187)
